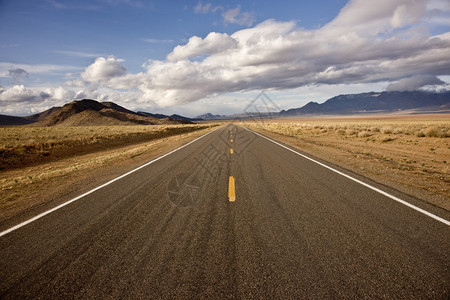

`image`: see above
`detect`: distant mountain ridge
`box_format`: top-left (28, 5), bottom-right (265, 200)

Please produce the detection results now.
top-left (280, 91), bottom-right (450, 116)
top-left (0, 99), bottom-right (194, 126)
top-left (1, 91), bottom-right (449, 126)
top-left (195, 113), bottom-right (227, 120)
top-left (137, 111), bottom-right (201, 122)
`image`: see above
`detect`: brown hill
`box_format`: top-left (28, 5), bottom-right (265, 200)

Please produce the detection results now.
top-left (25, 107), bottom-right (62, 123)
top-left (33, 99), bottom-right (191, 126)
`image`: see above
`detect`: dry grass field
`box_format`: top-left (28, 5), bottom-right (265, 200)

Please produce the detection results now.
top-left (0, 124), bottom-right (218, 227)
top-left (0, 124), bottom-right (211, 170)
top-left (243, 115), bottom-right (450, 210)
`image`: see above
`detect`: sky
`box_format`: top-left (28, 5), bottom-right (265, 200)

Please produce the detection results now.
top-left (0, 0), bottom-right (449, 117)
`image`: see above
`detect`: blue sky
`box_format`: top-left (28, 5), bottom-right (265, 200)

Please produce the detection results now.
top-left (1, 0), bottom-right (449, 116)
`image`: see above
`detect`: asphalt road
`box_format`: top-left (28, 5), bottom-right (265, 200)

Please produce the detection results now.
top-left (1, 124), bottom-right (449, 298)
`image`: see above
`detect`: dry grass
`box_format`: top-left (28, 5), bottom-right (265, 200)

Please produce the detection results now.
top-left (0, 124), bottom-right (213, 170)
top-left (243, 115), bottom-right (450, 210)
top-left (1, 124), bottom-right (209, 150)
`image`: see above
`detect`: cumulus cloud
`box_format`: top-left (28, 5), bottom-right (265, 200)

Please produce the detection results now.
top-left (386, 75), bottom-right (447, 91)
top-left (81, 56), bottom-right (127, 83)
top-left (0, 85), bottom-right (50, 104)
top-left (325, 0), bottom-right (427, 35)
top-left (109, 2), bottom-right (448, 107)
top-left (2, 0), bottom-right (450, 114)
top-left (167, 32), bottom-right (238, 61)
top-left (0, 84), bottom-right (141, 115)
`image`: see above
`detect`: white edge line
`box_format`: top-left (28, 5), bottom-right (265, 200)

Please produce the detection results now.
top-left (244, 127), bottom-right (450, 226)
top-left (0, 126), bottom-right (222, 238)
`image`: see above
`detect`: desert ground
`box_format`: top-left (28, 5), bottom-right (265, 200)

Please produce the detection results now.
top-left (0, 124), bottom-right (218, 229)
top-left (242, 114), bottom-right (450, 210)
top-left (1, 114), bottom-right (449, 229)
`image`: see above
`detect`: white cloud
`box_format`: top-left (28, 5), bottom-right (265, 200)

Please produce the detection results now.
top-left (2, 0), bottom-right (450, 115)
top-left (81, 56), bottom-right (127, 83)
top-left (391, 2), bottom-right (426, 28)
top-left (324, 0), bottom-right (427, 35)
top-left (222, 5), bottom-right (255, 26)
top-left (386, 75), bottom-right (447, 91)
top-left (0, 85), bottom-right (50, 104)
top-left (167, 32), bottom-right (238, 61)
top-left (77, 0), bottom-right (450, 108)
top-left (0, 84), bottom-right (142, 115)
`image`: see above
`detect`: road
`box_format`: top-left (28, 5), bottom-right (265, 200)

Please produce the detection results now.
top-left (0, 124), bottom-right (449, 298)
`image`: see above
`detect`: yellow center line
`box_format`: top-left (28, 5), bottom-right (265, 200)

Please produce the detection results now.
top-left (228, 176), bottom-right (235, 202)
top-left (230, 139), bottom-right (233, 143)
top-left (230, 148), bottom-right (233, 154)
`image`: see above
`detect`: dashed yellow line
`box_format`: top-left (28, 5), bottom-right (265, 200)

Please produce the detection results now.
top-left (230, 139), bottom-right (233, 143)
top-left (230, 148), bottom-right (234, 154)
top-left (228, 176), bottom-right (235, 202)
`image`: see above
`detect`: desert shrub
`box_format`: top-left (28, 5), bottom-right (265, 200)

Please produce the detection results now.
top-left (346, 129), bottom-right (356, 135)
top-left (428, 127), bottom-right (447, 137)
top-left (358, 131), bottom-right (371, 138)
top-left (381, 127), bottom-right (394, 134)
top-left (425, 127), bottom-right (439, 137)
top-left (416, 131), bottom-right (426, 137)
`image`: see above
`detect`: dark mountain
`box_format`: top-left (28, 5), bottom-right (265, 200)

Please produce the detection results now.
top-left (195, 113), bottom-right (227, 120)
top-left (0, 114), bottom-right (34, 126)
top-left (137, 111), bottom-right (201, 122)
top-left (137, 111), bottom-right (170, 119)
top-left (169, 114), bottom-right (203, 122)
top-left (280, 91), bottom-right (450, 116)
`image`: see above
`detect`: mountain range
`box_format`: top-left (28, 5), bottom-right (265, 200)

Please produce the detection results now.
top-left (280, 91), bottom-right (450, 116)
top-left (0, 99), bottom-right (195, 126)
top-left (1, 91), bottom-right (449, 126)
top-left (194, 113), bottom-right (228, 120)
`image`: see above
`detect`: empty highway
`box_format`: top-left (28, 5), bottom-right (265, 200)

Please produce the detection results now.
top-left (0, 124), bottom-right (449, 298)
